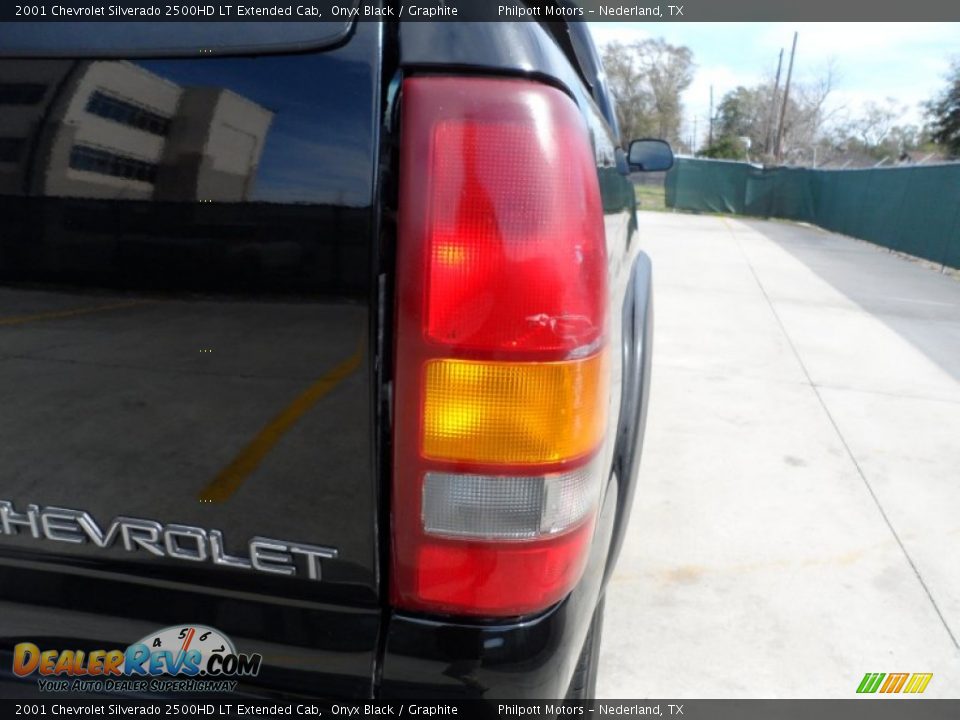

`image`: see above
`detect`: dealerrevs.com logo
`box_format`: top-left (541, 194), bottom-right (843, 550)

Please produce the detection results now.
top-left (13, 625), bottom-right (261, 694)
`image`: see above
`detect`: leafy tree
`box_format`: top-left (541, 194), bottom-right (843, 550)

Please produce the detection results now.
top-left (715, 85), bottom-right (770, 151)
top-left (698, 136), bottom-right (748, 160)
top-left (925, 59), bottom-right (960, 156)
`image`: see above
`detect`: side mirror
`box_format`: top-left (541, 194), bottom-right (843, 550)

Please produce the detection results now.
top-left (628, 139), bottom-right (674, 172)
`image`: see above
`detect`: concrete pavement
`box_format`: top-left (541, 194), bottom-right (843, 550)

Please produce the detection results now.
top-left (598, 212), bottom-right (960, 698)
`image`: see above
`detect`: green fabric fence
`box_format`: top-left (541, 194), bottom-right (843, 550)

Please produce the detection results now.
top-left (664, 158), bottom-right (960, 269)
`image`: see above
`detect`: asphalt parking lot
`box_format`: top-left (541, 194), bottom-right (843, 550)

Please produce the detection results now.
top-left (598, 212), bottom-right (960, 698)
top-left (0, 284), bottom-right (373, 570)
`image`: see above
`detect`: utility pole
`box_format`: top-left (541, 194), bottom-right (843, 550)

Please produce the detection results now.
top-left (708, 85), bottom-right (714, 148)
top-left (764, 48), bottom-right (784, 158)
top-left (774, 32), bottom-right (798, 164)
top-left (693, 116), bottom-right (698, 154)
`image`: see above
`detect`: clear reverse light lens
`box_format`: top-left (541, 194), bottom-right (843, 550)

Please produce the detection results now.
top-left (422, 460), bottom-right (600, 541)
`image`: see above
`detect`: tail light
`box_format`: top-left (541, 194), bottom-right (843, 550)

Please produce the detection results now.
top-left (392, 77), bottom-right (608, 616)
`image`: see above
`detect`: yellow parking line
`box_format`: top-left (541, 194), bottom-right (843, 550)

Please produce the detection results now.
top-left (198, 336), bottom-right (366, 503)
top-left (0, 299), bottom-right (153, 327)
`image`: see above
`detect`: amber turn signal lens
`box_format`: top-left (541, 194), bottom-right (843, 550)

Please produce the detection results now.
top-left (422, 352), bottom-right (607, 465)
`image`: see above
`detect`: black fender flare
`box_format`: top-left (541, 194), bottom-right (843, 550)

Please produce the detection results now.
top-left (604, 250), bottom-right (653, 584)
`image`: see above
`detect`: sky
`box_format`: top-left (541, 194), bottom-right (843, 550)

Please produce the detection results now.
top-left (588, 22), bottom-right (960, 147)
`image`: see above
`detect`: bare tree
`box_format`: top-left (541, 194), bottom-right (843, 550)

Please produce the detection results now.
top-left (778, 60), bottom-right (840, 160)
top-left (601, 41), bottom-right (657, 143)
top-left (844, 98), bottom-right (905, 147)
top-left (702, 61), bottom-right (840, 164)
top-left (634, 39), bottom-right (696, 142)
top-left (601, 39), bottom-right (695, 146)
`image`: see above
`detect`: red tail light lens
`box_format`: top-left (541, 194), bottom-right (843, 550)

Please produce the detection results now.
top-left (424, 116), bottom-right (606, 353)
top-left (392, 77), bottom-right (608, 616)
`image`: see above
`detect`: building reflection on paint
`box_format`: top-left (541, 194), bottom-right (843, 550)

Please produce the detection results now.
top-left (0, 54), bottom-right (372, 296)
top-left (0, 60), bottom-right (273, 202)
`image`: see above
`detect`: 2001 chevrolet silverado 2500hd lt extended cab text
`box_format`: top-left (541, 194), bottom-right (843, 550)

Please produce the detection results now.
top-left (0, 12), bottom-right (669, 701)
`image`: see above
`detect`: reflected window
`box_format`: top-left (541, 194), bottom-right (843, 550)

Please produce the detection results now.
top-left (69, 144), bottom-right (158, 184)
top-left (85, 90), bottom-right (171, 137)
top-left (0, 82), bottom-right (47, 105)
top-left (0, 137), bottom-right (25, 163)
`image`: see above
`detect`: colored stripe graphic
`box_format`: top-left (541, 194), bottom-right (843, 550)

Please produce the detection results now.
top-left (857, 672), bottom-right (932, 694)
top-left (880, 673), bottom-right (909, 693)
top-left (904, 673), bottom-right (933, 694)
top-left (857, 673), bottom-right (885, 693)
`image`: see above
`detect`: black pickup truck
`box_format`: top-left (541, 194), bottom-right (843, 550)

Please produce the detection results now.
top-left (0, 15), bottom-right (667, 701)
